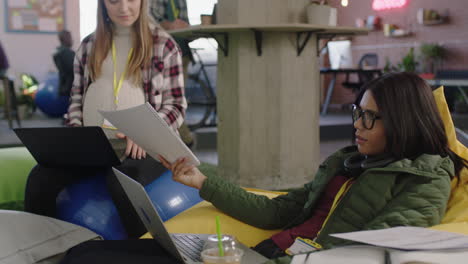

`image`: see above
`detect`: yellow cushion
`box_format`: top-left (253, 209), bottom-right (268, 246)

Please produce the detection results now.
top-left (431, 87), bottom-right (468, 225)
top-left (431, 223), bottom-right (468, 235)
top-left (142, 189), bottom-right (284, 247)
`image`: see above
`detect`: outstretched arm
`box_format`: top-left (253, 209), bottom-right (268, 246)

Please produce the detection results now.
top-left (160, 156), bottom-right (309, 229)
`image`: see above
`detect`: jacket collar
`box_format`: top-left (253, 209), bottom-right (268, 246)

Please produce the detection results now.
top-left (322, 146), bottom-right (455, 179)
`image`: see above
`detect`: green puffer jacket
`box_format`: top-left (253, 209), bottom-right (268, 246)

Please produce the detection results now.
top-left (199, 147), bottom-right (453, 264)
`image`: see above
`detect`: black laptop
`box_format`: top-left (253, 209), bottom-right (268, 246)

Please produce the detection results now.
top-left (14, 127), bottom-right (122, 168)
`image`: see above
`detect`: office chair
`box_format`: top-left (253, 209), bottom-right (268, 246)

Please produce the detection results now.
top-left (1, 76), bottom-right (21, 129)
top-left (342, 53), bottom-right (379, 92)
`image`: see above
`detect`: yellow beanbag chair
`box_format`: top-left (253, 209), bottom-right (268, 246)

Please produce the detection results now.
top-left (142, 188), bottom-right (284, 247)
top-left (433, 87), bottom-right (468, 224)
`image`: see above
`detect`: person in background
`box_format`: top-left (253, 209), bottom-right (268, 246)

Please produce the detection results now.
top-left (149, 0), bottom-right (194, 148)
top-left (0, 41), bottom-right (9, 77)
top-left (53, 30), bottom-right (75, 97)
top-left (24, 0), bottom-right (186, 239)
top-left (161, 72), bottom-right (468, 264)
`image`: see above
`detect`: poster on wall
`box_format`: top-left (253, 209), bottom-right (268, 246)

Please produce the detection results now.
top-left (5, 0), bottom-right (66, 34)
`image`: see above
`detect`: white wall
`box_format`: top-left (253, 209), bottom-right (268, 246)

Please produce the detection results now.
top-left (0, 0), bottom-right (80, 83)
top-left (0, 0), bottom-right (217, 83)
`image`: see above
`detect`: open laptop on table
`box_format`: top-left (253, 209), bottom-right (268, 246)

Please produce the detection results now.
top-left (14, 127), bottom-right (122, 168)
top-left (113, 168), bottom-right (268, 264)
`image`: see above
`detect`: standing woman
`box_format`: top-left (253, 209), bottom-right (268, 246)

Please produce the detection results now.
top-left (24, 0), bottom-right (186, 238)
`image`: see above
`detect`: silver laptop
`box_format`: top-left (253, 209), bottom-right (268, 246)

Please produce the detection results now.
top-left (113, 168), bottom-right (268, 264)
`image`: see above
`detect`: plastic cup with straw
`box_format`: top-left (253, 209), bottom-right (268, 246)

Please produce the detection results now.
top-left (216, 215), bottom-right (224, 257)
top-left (201, 216), bottom-right (244, 264)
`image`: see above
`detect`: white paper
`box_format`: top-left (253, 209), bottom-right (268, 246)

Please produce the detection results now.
top-left (99, 103), bottom-right (200, 166)
top-left (102, 119), bottom-right (117, 129)
top-left (38, 18), bottom-right (56, 31)
top-left (292, 245), bottom-right (468, 264)
top-left (290, 253), bottom-right (308, 264)
top-left (12, 15), bottom-right (23, 30)
top-left (21, 9), bottom-right (38, 27)
top-left (300, 246), bottom-right (386, 264)
top-left (9, 0), bottom-right (28, 7)
top-left (389, 248), bottom-right (468, 264)
top-left (331, 227), bottom-right (468, 250)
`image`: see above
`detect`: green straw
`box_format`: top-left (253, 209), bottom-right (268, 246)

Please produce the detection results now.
top-left (216, 216), bottom-right (224, 256)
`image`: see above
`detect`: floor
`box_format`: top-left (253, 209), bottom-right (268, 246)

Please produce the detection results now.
top-left (0, 110), bottom-right (62, 147)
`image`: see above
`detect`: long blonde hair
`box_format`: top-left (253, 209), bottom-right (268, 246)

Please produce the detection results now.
top-left (89, 0), bottom-right (153, 84)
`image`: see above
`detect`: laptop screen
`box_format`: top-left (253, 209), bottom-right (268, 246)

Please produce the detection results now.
top-left (14, 127), bottom-right (121, 168)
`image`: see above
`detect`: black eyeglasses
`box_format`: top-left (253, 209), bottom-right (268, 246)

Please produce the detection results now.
top-left (352, 104), bottom-right (381, 130)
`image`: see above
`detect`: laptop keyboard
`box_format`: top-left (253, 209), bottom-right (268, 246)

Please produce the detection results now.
top-left (172, 234), bottom-right (205, 262)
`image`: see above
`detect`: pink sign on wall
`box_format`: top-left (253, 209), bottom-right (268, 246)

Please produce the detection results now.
top-left (372, 0), bottom-right (408, 11)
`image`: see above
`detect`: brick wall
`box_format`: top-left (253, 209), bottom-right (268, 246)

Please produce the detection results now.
top-left (324, 0), bottom-right (468, 106)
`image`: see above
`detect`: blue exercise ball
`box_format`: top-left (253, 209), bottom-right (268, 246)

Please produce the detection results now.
top-left (34, 74), bottom-right (69, 117)
top-left (56, 169), bottom-right (203, 240)
top-left (145, 170), bottom-right (203, 221)
top-left (56, 171), bottom-right (128, 240)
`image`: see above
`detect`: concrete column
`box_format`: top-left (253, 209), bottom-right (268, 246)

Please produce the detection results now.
top-left (216, 0), bottom-right (320, 189)
top-left (217, 0), bottom-right (310, 25)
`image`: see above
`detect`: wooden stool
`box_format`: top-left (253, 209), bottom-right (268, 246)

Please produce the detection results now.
top-left (1, 76), bottom-right (21, 129)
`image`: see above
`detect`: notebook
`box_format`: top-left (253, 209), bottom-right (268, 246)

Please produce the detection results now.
top-left (113, 168), bottom-right (268, 264)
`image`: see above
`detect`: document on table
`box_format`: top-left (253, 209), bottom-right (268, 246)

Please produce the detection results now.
top-left (388, 248), bottom-right (468, 264)
top-left (330, 226), bottom-right (468, 250)
top-left (99, 103), bottom-right (200, 166)
top-left (291, 245), bottom-right (468, 264)
top-left (291, 227), bottom-right (468, 264)
top-left (290, 245), bottom-right (387, 264)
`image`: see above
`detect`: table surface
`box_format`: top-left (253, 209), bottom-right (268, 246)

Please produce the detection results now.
top-left (320, 68), bottom-right (382, 73)
top-left (169, 23), bottom-right (369, 37)
top-left (425, 79), bottom-right (468, 86)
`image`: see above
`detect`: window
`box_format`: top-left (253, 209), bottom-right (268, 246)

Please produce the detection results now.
top-left (79, 0), bottom-right (97, 41)
top-left (187, 0), bottom-right (217, 25)
top-left (78, 0), bottom-right (218, 52)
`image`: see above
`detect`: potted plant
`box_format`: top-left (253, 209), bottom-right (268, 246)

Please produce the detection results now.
top-left (383, 57), bottom-right (398, 73)
top-left (397, 48), bottom-right (418, 72)
top-left (420, 43), bottom-right (446, 74)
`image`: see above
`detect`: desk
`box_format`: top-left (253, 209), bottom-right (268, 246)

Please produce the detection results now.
top-left (320, 69), bottom-right (382, 115)
top-left (425, 79), bottom-right (468, 106)
top-left (171, 24), bottom-right (368, 189)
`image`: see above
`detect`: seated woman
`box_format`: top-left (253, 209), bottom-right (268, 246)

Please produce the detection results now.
top-left (161, 72), bottom-right (468, 264)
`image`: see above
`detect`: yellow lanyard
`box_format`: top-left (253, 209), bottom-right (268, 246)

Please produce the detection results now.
top-left (170, 0), bottom-right (180, 20)
top-left (317, 178), bottom-right (354, 238)
top-left (111, 41), bottom-right (133, 104)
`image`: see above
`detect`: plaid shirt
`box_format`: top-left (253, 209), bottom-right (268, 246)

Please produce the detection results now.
top-left (149, 0), bottom-right (189, 23)
top-left (67, 27), bottom-right (186, 132)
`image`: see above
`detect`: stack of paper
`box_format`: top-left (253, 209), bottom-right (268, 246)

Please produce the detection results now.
top-left (291, 227), bottom-right (468, 264)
